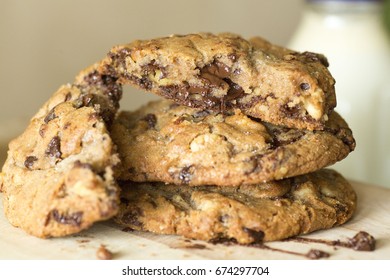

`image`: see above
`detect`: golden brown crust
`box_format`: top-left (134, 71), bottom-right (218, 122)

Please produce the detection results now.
top-left (115, 169), bottom-right (357, 243)
top-left (101, 33), bottom-right (336, 130)
top-left (111, 100), bottom-right (355, 186)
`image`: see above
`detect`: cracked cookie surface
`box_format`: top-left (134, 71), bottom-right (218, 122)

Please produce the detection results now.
top-left (112, 99), bottom-right (355, 186)
top-left (101, 33), bottom-right (336, 130)
top-left (0, 64), bottom-right (122, 238)
top-left (115, 169), bottom-right (357, 244)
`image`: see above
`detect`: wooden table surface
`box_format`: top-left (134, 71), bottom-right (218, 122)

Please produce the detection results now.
top-left (0, 180), bottom-right (389, 260)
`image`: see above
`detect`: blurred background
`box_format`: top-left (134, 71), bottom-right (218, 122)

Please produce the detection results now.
top-left (1, 0), bottom-right (389, 187)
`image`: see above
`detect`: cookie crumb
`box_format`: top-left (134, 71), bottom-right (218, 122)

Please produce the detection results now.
top-left (305, 249), bottom-right (330, 260)
top-left (96, 245), bottom-right (113, 260)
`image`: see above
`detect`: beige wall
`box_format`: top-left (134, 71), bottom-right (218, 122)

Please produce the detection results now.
top-left (0, 0), bottom-right (303, 164)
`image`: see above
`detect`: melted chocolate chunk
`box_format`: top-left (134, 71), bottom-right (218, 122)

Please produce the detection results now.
top-left (264, 123), bottom-right (305, 147)
top-left (281, 103), bottom-right (302, 119)
top-left (201, 61), bottom-right (230, 79)
top-left (243, 227), bottom-right (265, 243)
top-left (142, 113), bottom-right (157, 129)
top-left (157, 61), bottom-right (246, 113)
top-left (325, 126), bottom-right (356, 151)
top-left (24, 156), bottom-right (38, 169)
top-left (44, 107), bottom-right (57, 123)
top-left (51, 209), bottom-right (83, 226)
top-left (348, 231), bottom-right (376, 251)
top-left (224, 79), bottom-right (245, 101)
top-left (45, 136), bottom-right (61, 158)
top-left (142, 60), bottom-right (167, 78)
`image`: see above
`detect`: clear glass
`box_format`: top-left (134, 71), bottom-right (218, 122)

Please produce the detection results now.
top-left (289, 0), bottom-right (390, 187)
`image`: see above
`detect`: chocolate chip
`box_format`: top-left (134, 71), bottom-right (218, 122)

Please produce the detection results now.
top-left (142, 60), bottom-right (166, 78)
top-left (101, 75), bottom-right (122, 106)
top-left (64, 92), bottom-right (72, 102)
top-left (45, 136), bottom-right (62, 158)
top-left (179, 166), bottom-right (193, 184)
top-left (82, 94), bottom-right (96, 107)
top-left (305, 249), bottom-right (330, 260)
top-left (243, 227), bottom-right (264, 243)
top-left (142, 113), bottom-right (157, 129)
top-left (348, 231), bottom-right (376, 251)
top-left (300, 83), bottom-right (311, 91)
top-left (137, 76), bottom-right (153, 90)
top-left (302, 51), bottom-right (329, 67)
top-left (79, 70), bottom-right (122, 111)
top-left (44, 107), bottom-right (57, 123)
top-left (224, 79), bottom-right (245, 101)
top-left (200, 72), bottom-right (225, 88)
top-left (121, 207), bottom-right (144, 227)
top-left (24, 156), bottom-right (38, 169)
top-left (51, 209), bottom-right (83, 226)
top-left (201, 61), bottom-right (231, 79)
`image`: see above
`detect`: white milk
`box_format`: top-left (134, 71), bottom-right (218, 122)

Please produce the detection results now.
top-left (288, 0), bottom-right (390, 187)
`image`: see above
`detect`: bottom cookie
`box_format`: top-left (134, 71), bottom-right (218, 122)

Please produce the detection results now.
top-left (115, 169), bottom-right (356, 244)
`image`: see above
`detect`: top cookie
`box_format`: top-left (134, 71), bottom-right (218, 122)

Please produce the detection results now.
top-left (0, 63), bottom-right (123, 238)
top-left (101, 33), bottom-right (336, 130)
top-left (112, 99), bottom-right (355, 187)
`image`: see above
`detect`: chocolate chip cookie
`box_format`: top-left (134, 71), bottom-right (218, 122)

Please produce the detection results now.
top-left (0, 63), bottom-right (123, 238)
top-left (115, 169), bottom-right (357, 244)
top-left (111, 100), bottom-right (355, 186)
top-left (101, 33), bottom-right (336, 130)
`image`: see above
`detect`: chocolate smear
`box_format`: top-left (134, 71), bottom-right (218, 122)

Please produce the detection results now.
top-left (290, 231), bottom-right (376, 252)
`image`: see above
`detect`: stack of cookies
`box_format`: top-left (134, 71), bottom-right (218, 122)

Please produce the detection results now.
top-left (0, 33), bottom-right (356, 244)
